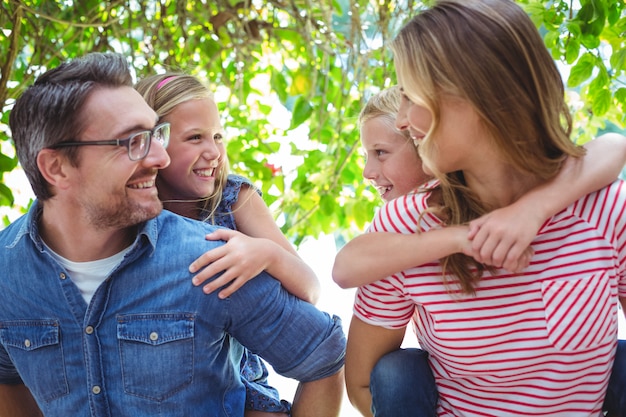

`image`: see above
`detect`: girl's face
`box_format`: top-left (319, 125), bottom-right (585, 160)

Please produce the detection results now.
top-left (156, 97), bottom-right (226, 201)
top-left (361, 116), bottom-right (430, 202)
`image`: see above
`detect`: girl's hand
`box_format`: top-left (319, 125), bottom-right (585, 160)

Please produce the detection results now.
top-left (467, 206), bottom-right (540, 273)
top-left (189, 228), bottom-right (276, 299)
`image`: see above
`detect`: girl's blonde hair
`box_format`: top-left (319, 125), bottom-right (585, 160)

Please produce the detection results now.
top-left (391, 0), bottom-right (585, 294)
top-left (135, 73), bottom-right (230, 222)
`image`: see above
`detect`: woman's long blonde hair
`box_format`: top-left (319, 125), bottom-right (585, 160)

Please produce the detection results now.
top-left (391, 0), bottom-right (585, 294)
top-left (135, 73), bottom-right (230, 223)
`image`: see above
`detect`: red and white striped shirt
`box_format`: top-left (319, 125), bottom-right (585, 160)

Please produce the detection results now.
top-left (354, 180), bottom-right (626, 417)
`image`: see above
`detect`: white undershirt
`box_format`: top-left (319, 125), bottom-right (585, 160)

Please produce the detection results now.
top-left (45, 244), bottom-right (131, 304)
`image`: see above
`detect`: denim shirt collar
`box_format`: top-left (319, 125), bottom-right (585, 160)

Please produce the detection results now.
top-left (8, 200), bottom-right (158, 256)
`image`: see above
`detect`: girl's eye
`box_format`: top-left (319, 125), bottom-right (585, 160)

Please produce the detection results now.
top-left (375, 149), bottom-right (387, 157)
top-left (214, 133), bottom-right (224, 143)
top-left (188, 134), bottom-right (202, 142)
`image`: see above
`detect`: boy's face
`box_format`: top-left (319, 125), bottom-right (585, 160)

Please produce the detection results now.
top-left (361, 117), bottom-right (430, 202)
top-left (64, 86), bottom-right (170, 229)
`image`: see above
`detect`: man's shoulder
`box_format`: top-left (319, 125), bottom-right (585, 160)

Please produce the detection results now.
top-left (0, 212), bottom-right (31, 246)
top-left (157, 209), bottom-right (222, 233)
top-left (150, 210), bottom-right (229, 256)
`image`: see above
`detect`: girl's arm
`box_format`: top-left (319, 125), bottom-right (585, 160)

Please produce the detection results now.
top-left (469, 132), bottom-right (626, 271)
top-left (0, 384), bottom-right (42, 417)
top-left (189, 186), bottom-right (321, 304)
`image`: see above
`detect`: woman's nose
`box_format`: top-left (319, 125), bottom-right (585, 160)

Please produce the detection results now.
top-left (395, 110), bottom-right (409, 132)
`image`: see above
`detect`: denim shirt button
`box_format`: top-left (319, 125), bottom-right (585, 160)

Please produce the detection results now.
top-left (92, 386), bottom-right (101, 395)
top-left (59, 273), bottom-right (66, 280)
top-left (85, 326), bottom-right (94, 335)
top-left (24, 339), bottom-right (31, 348)
top-left (149, 332), bottom-right (158, 341)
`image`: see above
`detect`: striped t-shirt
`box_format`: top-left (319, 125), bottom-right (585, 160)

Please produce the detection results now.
top-left (354, 179), bottom-right (626, 417)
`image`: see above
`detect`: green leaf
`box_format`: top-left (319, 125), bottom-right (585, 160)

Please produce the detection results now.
top-left (591, 88), bottom-right (611, 117)
top-left (0, 183), bottom-right (14, 206)
top-left (565, 37), bottom-right (580, 64)
top-left (543, 30), bottom-right (560, 49)
top-left (0, 154), bottom-right (17, 173)
top-left (567, 55), bottom-right (595, 87)
top-left (610, 49), bottom-right (626, 73)
top-left (608, 3), bottom-right (620, 25)
top-left (289, 96), bottom-right (313, 129)
top-left (271, 69), bottom-right (289, 103)
top-left (615, 88), bottom-right (626, 105)
top-left (580, 33), bottom-right (601, 48)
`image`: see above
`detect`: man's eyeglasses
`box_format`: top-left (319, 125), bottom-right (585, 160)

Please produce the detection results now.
top-left (49, 123), bottom-right (170, 161)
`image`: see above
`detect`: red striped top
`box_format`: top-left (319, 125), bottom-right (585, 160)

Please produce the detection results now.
top-left (354, 180), bottom-right (626, 417)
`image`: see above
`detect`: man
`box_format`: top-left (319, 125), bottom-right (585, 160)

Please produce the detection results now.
top-left (0, 52), bottom-right (345, 417)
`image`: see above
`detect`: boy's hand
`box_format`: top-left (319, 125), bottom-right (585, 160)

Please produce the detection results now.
top-left (467, 206), bottom-right (541, 273)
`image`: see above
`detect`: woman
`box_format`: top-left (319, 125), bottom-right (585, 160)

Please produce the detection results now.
top-left (345, 1), bottom-right (626, 416)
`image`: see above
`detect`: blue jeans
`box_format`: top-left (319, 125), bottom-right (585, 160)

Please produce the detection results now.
top-left (370, 341), bottom-right (626, 417)
top-left (606, 340), bottom-right (626, 416)
top-left (370, 348), bottom-right (437, 417)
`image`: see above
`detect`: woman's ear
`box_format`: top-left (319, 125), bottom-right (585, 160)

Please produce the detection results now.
top-left (37, 148), bottom-right (72, 191)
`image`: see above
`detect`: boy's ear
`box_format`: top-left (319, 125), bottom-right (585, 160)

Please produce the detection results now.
top-left (36, 149), bottom-right (72, 191)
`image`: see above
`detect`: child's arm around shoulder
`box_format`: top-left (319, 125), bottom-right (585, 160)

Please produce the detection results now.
top-left (190, 185), bottom-right (321, 303)
top-left (332, 225), bottom-right (471, 288)
top-left (469, 132), bottom-right (626, 271)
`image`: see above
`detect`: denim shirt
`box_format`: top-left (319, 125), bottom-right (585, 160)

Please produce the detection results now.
top-left (0, 202), bottom-right (345, 416)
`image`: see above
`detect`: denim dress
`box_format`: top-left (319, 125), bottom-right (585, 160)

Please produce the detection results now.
top-left (208, 174), bottom-right (292, 414)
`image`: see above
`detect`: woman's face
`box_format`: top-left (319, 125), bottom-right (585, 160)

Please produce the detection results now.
top-left (361, 116), bottom-right (430, 202)
top-left (396, 90), bottom-right (481, 176)
top-left (156, 97), bottom-right (226, 201)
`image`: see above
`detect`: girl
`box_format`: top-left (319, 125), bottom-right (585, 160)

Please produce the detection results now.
top-left (343, 2), bottom-right (626, 415)
top-left (135, 74), bottom-right (326, 417)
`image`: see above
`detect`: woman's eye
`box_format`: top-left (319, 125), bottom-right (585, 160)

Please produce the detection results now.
top-left (214, 133), bottom-right (224, 143)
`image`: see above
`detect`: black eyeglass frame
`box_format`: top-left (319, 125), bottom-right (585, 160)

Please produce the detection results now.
top-left (49, 122), bottom-right (170, 161)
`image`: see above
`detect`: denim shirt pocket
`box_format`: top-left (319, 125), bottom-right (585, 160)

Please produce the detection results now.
top-left (117, 313), bottom-right (195, 401)
top-left (0, 320), bottom-right (69, 402)
top-left (541, 272), bottom-right (615, 352)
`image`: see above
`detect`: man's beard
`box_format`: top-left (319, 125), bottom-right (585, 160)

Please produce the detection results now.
top-left (83, 196), bottom-right (163, 230)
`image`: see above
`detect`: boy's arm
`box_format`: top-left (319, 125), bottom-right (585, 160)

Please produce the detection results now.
top-left (469, 132), bottom-right (626, 271)
top-left (0, 384), bottom-right (42, 417)
top-left (332, 225), bottom-right (471, 289)
top-left (345, 317), bottom-right (405, 417)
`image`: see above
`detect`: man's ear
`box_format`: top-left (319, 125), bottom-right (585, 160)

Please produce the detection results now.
top-left (37, 149), bottom-right (72, 191)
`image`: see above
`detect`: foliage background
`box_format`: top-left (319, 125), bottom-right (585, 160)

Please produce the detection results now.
top-left (1, 0), bottom-right (626, 245)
